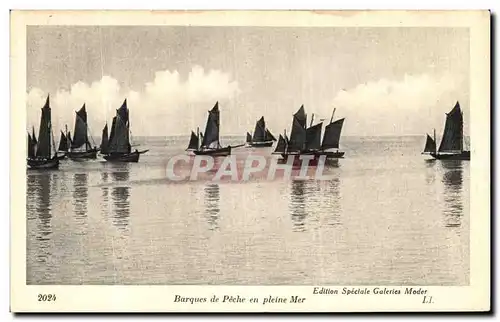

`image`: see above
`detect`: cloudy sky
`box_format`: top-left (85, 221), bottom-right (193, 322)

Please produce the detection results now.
top-left (26, 26), bottom-right (469, 137)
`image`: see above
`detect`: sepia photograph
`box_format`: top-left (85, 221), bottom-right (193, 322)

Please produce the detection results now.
top-left (10, 10), bottom-right (490, 312)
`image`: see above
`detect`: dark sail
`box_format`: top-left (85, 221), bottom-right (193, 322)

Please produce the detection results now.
top-left (294, 105), bottom-right (307, 129)
top-left (274, 134), bottom-right (287, 153)
top-left (438, 102), bottom-right (464, 153)
top-left (67, 131), bottom-right (72, 144)
top-left (187, 131), bottom-right (199, 150)
top-left (27, 133), bottom-right (36, 158)
top-left (423, 134), bottom-right (436, 153)
top-left (201, 102), bottom-right (220, 149)
top-left (35, 95), bottom-right (53, 158)
top-left (108, 99), bottom-right (131, 154)
top-left (288, 117), bottom-right (307, 152)
top-left (246, 132), bottom-right (252, 143)
top-left (321, 118), bottom-right (345, 150)
top-left (200, 132), bottom-right (204, 143)
top-left (31, 126), bottom-right (37, 145)
top-left (252, 117), bottom-right (266, 142)
top-left (71, 104), bottom-right (89, 149)
top-left (58, 131), bottom-right (68, 152)
top-left (265, 129), bottom-right (277, 141)
top-left (305, 122), bottom-right (323, 151)
top-left (100, 123), bottom-right (109, 154)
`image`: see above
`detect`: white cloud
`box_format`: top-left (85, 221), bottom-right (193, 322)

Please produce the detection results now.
top-left (27, 66), bottom-right (240, 138)
top-left (326, 73), bottom-right (469, 136)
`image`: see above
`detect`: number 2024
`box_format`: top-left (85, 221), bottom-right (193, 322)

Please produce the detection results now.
top-left (38, 294), bottom-right (56, 301)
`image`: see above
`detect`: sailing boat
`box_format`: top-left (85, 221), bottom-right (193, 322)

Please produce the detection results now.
top-left (67, 104), bottom-right (99, 159)
top-left (273, 105), bottom-right (345, 164)
top-left (56, 128), bottom-right (69, 160)
top-left (27, 95), bottom-right (60, 169)
top-left (27, 132), bottom-right (36, 159)
top-left (317, 108), bottom-right (345, 158)
top-left (246, 116), bottom-right (277, 147)
top-left (191, 102), bottom-right (242, 156)
top-left (102, 99), bottom-right (149, 162)
top-left (186, 127), bottom-right (201, 152)
top-left (422, 101), bottom-right (470, 160)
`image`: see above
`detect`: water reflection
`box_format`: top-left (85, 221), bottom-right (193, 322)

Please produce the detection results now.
top-left (424, 159), bottom-right (437, 185)
top-left (324, 178), bottom-right (342, 226)
top-left (100, 172), bottom-right (109, 216)
top-left (204, 183), bottom-right (220, 230)
top-left (33, 173), bottom-right (53, 263)
top-left (441, 160), bottom-right (464, 229)
top-left (289, 180), bottom-right (307, 232)
top-left (111, 166), bottom-right (130, 230)
top-left (73, 173), bottom-right (88, 218)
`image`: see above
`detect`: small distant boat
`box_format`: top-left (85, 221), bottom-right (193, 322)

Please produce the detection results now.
top-left (27, 95), bottom-right (60, 170)
top-left (422, 101), bottom-right (470, 161)
top-left (67, 104), bottom-right (99, 160)
top-left (190, 102), bottom-right (241, 156)
top-left (56, 125), bottom-right (72, 160)
top-left (102, 99), bottom-right (149, 163)
top-left (246, 116), bottom-right (277, 147)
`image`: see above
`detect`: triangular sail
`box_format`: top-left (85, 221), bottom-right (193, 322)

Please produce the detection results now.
top-left (246, 132), bottom-right (252, 143)
top-left (321, 118), bottom-right (345, 150)
top-left (265, 129), bottom-right (277, 141)
top-left (288, 117), bottom-right (307, 152)
top-left (31, 126), bottom-right (37, 145)
top-left (438, 102), bottom-right (464, 153)
top-left (294, 105), bottom-right (307, 129)
top-left (187, 131), bottom-right (199, 150)
top-left (305, 122), bottom-right (323, 151)
top-left (100, 123), bottom-right (109, 154)
top-left (423, 134), bottom-right (436, 153)
top-left (67, 131), bottom-right (72, 144)
top-left (71, 104), bottom-right (89, 149)
top-left (273, 134), bottom-right (287, 153)
top-left (108, 99), bottom-right (131, 154)
top-left (58, 131), bottom-right (68, 152)
top-left (27, 133), bottom-right (36, 158)
top-left (35, 96), bottom-right (53, 158)
top-left (252, 117), bottom-right (266, 142)
top-left (201, 102), bottom-right (220, 149)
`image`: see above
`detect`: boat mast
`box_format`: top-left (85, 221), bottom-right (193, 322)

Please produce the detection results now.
top-left (330, 108), bottom-right (336, 124)
top-left (433, 128), bottom-right (437, 155)
top-left (310, 113), bottom-right (315, 128)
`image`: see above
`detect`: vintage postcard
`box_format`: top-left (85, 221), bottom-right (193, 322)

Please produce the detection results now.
top-left (10, 10), bottom-right (490, 312)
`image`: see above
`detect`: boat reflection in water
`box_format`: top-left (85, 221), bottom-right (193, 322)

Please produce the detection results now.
top-left (289, 180), bottom-right (308, 232)
top-left (72, 173), bottom-right (89, 235)
top-left (441, 160), bottom-right (464, 230)
top-left (110, 164), bottom-right (131, 230)
top-left (32, 173), bottom-right (53, 264)
top-left (204, 183), bottom-right (220, 230)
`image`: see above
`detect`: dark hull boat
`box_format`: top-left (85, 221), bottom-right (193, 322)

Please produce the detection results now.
top-left (68, 147), bottom-right (99, 160)
top-left (27, 95), bottom-right (60, 170)
top-left (246, 117), bottom-right (277, 148)
top-left (250, 141), bottom-right (274, 147)
top-left (193, 146), bottom-right (231, 156)
top-left (27, 157), bottom-right (60, 170)
top-left (422, 102), bottom-right (470, 161)
top-left (187, 102), bottom-right (236, 156)
top-left (102, 150), bottom-right (148, 163)
top-left (101, 99), bottom-right (148, 163)
top-left (430, 151), bottom-right (470, 160)
top-left (67, 104), bottom-right (100, 160)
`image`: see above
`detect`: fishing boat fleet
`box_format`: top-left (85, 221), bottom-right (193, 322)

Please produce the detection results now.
top-left (27, 95), bottom-right (148, 170)
top-left (27, 95), bottom-right (470, 170)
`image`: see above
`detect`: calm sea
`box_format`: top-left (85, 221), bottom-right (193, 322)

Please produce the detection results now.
top-left (26, 136), bottom-right (469, 285)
